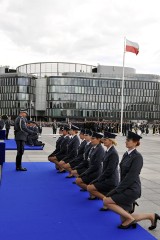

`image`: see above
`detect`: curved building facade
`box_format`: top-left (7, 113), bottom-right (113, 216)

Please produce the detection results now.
top-left (0, 72), bottom-right (36, 117)
top-left (17, 62), bottom-right (94, 77)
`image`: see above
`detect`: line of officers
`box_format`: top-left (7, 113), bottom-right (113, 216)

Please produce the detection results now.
top-left (48, 125), bottom-right (160, 230)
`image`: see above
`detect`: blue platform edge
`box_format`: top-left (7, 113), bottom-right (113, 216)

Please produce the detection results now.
top-left (4, 139), bottom-right (43, 150)
top-left (0, 162), bottom-right (157, 240)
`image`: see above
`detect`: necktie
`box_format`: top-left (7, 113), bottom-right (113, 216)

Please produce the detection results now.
top-left (123, 151), bottom-right (128, 158)
top-left (88, 147), bottom-right (94, 160)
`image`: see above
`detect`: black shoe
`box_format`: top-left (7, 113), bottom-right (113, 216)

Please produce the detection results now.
top-left (148, 213), bottom-right (160, 230)
top-left (57, 170), bottom-right (66, 174)
top-left (118, 220), bottom-right (137, 229)
top-left (16, 167), bottom-right (27, 171)
top-left (130, 201), bottom-right (139, 213)
top-left (88, 197), bottom-right (98, 200)
top-left (99, 207), bottom-right (108, 211)
top-left (80, 189), bottom-right (87, 192)
top-left (65, 175), bottom-right (75, 178)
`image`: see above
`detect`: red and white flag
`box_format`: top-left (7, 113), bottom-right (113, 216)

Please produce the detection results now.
top-left (126, 39), bottom-right (139, 55)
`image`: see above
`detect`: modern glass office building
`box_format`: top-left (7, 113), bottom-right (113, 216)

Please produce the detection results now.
top-left (0, 71), bottom-right (36, 117)
top-left (47, 73), bottom-right (160, 120)
top-left (0, 62), bottom-right (159, 121)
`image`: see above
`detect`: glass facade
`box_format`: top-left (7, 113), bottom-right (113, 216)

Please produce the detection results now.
top-left (0, 74), bottom-right (36, 117)
top-left (47, 75), bottom-right (160, 120)
top-left (17, 62), bottom-right (94, 78)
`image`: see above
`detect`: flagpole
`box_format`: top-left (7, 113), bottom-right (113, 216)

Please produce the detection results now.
top-left (30, 100), bottom-right (31, 120)
top-left (120, 37), bottom-right (126, 136)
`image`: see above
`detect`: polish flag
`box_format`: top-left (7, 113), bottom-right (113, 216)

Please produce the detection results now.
top-left (126, 39), bottom-right (139, 55)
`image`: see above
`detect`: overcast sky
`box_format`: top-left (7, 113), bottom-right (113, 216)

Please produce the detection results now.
top-left (0, 0), bottom-right (160, 74)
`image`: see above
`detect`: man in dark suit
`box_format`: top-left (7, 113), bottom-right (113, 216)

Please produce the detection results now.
top-left (14, 110), bottom-right (36, 171)
top-left (76, 132), bottom-right (105, 191)
top-left (63, 129), bottom-right (87, 178)
top-left (5, 117), bottom-right (11, 139)
top-left (52, 120), bottom-right (57, 134)
top-left (26, 121), bottom-right (38, 145)
top-left (0, 117), bottom-right (4, 130)
top-left (87, 132), bottom-right (119, 204)
top-left (27, 121), bottom-right (45, 147)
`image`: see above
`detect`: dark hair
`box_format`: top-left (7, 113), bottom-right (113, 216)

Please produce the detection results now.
top-left (133, 140), bottom-right (140, 146)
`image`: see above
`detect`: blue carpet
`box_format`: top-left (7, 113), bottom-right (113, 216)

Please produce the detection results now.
top-left (0, 162), bottom-right (157, 240)
top-left (4, 139), bottom-right (43, 150)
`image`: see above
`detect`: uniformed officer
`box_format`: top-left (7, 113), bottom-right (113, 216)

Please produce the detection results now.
top-left (103, 131), bottom-right (144, 229)
top-left (71, 129), bottom-right (93, 178)
top-left (58, 125), bottom-right (80, 171)
top-left (62, 129), bottom-right (87, 178)
top-left (27, 121), bottom-right (45, 147)
top-left (26, 121), bottom-right (38, 146)
top-left (87, 132), bottom-right (119, 204)
top-left (0, 116), bottom-right (4, 130)
top-left (48, 125), bottom-right (70, 172)
top-left (14, 110), bottom-right (36, 171)
top-left (52, 120), bottom-right (57, 134)
top-left (5, 117), bottom-right (11, 139)
top-left (76, 132), bottom-right (105, 191)
top-left (48, 126), bottom-right (64, 160)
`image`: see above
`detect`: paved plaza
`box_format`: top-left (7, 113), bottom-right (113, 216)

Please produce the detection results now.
top-left (4, 127), bottom-right (160, 239)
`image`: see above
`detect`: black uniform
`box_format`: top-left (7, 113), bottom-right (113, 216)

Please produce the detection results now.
top-left (27, 126), bottom-right (39, 145)
top-left (63, 135), bottom-right (80, 163)
top-left (69, 139), bottom-right (87, 168)
top-left (0, 119), bottom-right (4, 130)
top-left (52, 122), bottom-right (57, 134)
top-left (14, 116), bottom-right (35, 168)
top-left (55, 136), bottom-right (70, 161)
top-left (5, 119), bottom-right (11, 139)
top-left (80, 144), bottom-right (105, 184)
top-left (111, 149), bottom-right (143, 211)
top-left (74, 142), bottom-right (92, 175)
top-left (48, 135), bottom-right (64, 158)
top-left (93, 146), bottom-right (119, 193)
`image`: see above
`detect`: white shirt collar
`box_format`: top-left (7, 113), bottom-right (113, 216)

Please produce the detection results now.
top-left (92, 145), bottom-right (97, 149)
top-left (106, 145), bottom-right (113, 152)
top-left (127, 148), bottom-right (136, 155)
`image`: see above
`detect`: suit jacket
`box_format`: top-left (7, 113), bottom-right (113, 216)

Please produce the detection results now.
top-left (53, 135), bottom-right (64, 155)
top-left (82, 143), bottom-right (105, 177)
top-left (0, 120), bottom-right (4, 130)
top-left (52, 123), bottom-right (57, 130)
top-left (63, 135), bottom-right (80, 162)
top-left (115, 149), bottom-right (143, 198)
top-left (70, 140), bottom-right (87, 164)
top-left (5, 119), bottom-right (11, 129)
top-left (55, 135), bottom-right (70, 157)
top-left (14, 116), bottom-right (34, 141)
top-left (75, 142), bottom-right (92, 170)
top-left (96, 146), bottom-right (119, 187)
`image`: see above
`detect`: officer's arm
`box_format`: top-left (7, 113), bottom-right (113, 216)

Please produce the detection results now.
top-left (20, 119), bottom-right (35, 134)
